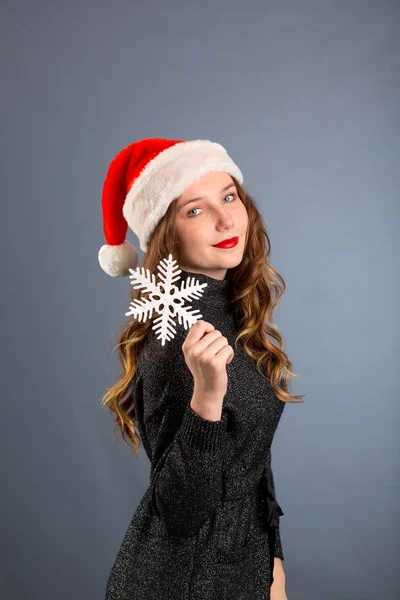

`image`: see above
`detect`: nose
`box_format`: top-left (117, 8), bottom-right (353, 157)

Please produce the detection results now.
top-left (213, 206), bottom-right (235, 229)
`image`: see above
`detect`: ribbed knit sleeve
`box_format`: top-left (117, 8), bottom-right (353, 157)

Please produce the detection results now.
top-left (266, 450), bottom-right (284, 560)
top-left (134, 330), bottom-right (226, 539)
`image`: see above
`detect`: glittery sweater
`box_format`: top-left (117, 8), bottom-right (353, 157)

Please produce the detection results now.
top-left (105, 268), bottom-right (286, 600)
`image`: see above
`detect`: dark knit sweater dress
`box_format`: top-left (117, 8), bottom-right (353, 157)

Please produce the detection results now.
top-left (105, 269), bottom-right (286, 600)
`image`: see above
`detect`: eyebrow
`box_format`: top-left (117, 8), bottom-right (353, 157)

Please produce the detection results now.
top-left (178, 183), bottom-right (237, 211)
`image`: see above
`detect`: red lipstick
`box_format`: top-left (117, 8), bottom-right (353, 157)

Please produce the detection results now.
top-left (212, 236), bottom-right (239, 249)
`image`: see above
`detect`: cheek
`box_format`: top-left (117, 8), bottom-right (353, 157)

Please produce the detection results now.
top-left (178, 216), bottom-right (203, 232)
top-left (175, 222), bottom-right (204, 246)
top-left (237, 203), bottom-right (249, 223)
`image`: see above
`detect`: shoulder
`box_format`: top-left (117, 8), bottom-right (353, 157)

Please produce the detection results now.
top-left (137, 323), bottom-right (194, 394)
top-left (137, 323), bottom-right (188, 379)
top-left (133, 324), bottom-right (194, 424)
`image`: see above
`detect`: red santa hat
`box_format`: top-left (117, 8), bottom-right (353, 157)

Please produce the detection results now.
top-left (98, 137), bottom-right (244, 277)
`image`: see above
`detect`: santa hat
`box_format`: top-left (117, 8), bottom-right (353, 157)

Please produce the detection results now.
top-left (98, 137), bottom-right (244, 277)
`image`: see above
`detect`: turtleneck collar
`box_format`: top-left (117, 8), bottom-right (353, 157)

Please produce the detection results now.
top-left (178, 268), bottom-right (233, 309)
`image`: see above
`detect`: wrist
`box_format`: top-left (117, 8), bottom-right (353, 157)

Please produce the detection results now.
top-left (190, 390), bottom-right (223, 421)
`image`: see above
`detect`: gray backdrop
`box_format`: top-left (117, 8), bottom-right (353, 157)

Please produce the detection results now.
top-left (1, 1), bottom-right (398, 598)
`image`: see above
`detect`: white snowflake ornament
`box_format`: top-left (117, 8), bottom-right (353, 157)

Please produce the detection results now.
top-left (125, 254), bottom-right (208, 346)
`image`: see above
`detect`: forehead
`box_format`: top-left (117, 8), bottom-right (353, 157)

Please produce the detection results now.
top-left (179, 171), bottom-right (235, 201)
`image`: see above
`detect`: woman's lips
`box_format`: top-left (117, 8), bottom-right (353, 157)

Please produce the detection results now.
top-left (212, 236), bottom-right (239, 249)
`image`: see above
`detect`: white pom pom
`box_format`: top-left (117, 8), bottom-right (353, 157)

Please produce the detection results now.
top-left (98, 240), bottom-right (139, 277)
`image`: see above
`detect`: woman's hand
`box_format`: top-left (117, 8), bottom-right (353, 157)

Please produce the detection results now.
top-left (271, 557), bottom-right (287, 600)
top-left (182, 320), bottom-right (234, 397)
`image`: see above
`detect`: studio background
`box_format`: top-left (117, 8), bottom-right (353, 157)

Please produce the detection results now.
top-left (1, 1), bottom-right (398, 598)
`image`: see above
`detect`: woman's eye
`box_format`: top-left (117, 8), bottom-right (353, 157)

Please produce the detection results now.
top-left (187, 193), bottom-right (236, 217)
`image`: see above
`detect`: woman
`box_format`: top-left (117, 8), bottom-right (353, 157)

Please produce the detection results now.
top-left (99, 138), bottom-right (304, 599)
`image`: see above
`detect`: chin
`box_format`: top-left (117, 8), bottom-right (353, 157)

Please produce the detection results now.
top-left (218, 250), bottom-right (244, 267)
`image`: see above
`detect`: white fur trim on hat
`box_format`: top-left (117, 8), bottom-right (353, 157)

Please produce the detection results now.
top-left (98, 240), bottom-right (138, 277)
top-left (122, 139), bottom-right (243, 253)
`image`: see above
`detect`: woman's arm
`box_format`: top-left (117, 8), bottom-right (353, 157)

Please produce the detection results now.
top-left (266, 449), bottom-right (284, 559)
top-left (271, 557), bottom-right (287, 599)
top-left (267, 448), bottom-right (287, 599)
top-left (134, 332), bottom-right (227, 538)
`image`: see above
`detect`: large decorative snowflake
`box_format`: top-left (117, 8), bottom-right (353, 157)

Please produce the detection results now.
top-left (125, 254), bottom-right (208, 346)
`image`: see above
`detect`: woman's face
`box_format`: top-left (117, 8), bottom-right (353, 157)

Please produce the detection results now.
top-left (174, 171), bottom-right (248, 280)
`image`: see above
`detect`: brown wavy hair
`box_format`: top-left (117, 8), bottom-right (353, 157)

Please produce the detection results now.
top-left (100, 175), bottom-right (305, 456)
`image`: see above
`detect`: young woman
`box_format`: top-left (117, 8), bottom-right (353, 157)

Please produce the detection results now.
top-left (99, 138), bottom-right (304, 599)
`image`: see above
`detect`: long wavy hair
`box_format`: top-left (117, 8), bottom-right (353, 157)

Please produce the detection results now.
top-left (100, 175), bottom-right (305, 456)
